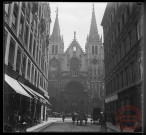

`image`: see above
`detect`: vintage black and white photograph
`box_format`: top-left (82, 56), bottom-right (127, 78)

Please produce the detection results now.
top-left (3, 2), bottom-right (143, 133)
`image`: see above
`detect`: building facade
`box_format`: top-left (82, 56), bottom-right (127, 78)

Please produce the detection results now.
top-left (48, 5), bottom-right (104, 114)
top-left (101, 2), bottom-right (143, 122)
top-left (4, 2), bottom-right (51, 131)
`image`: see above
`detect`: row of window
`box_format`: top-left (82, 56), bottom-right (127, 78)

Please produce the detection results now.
top-left (71, 70), bottom-right (78, 76)
top-left (104, 3), bottom-right (133, 40)
top-left (4, 2), bottom-right (50, 78)
top-left (104, 4), bottom-right (129, 56)
top-left (89, 70), bottom-right (99, 77)
top-left (5, 2), bottom-right (50, 36)
top-left (105, 21), bottom-right (141, 75)
top-left (92, 46), bottom-right (98, 54)
top-left (105, 60), bottom-right (142, 96)
top-left (5, 30), bottom-right (48, 91)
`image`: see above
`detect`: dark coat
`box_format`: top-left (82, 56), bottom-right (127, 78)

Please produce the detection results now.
top-left (62, 114), bottom-right (65, 119)
top-left (72, 114), bottom-right (76, 121)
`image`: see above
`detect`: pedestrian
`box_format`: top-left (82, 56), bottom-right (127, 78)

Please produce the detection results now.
top-left (100, 114), bottom-right (107, 132)
top-left (72, 112), bottom-right (76, 124)
top-left (62, 113), bottom-right (65, 122)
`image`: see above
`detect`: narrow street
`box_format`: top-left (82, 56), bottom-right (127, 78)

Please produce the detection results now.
top-left (40, 118), bottom-right (113, 132)
top-left (4, 2), bottom-right (143, 133)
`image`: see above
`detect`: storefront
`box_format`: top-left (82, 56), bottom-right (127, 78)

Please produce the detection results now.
top-left (117, 84), bottom-right (142, 114)
top-left (44, 94), bottom-right (51, 121)
top-left (18, 82), bottom-right (48, 123)
top-left (105, 84), bottom-right (142, 123)
top-left (4, 74), bottom-right (50, 132)
top-left (4, 74), bottom-right (33, 132)
top-left (105, 94), bottom-right (118, 122)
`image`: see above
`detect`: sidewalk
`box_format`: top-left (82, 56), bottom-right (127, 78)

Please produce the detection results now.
top-left (106, 122), bottom-right (136, 132)
top-left (106, 122), bottom-right (121, 132)
top-left (26, 118), bottom-right (57, 132)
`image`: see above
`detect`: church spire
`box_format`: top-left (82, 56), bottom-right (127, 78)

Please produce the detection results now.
top-left (93, 3), bottom-right (94, 12)
top-left (88, 3), bottom-right (99, 41)
top-left (51, 7), bottom-right (61, 38)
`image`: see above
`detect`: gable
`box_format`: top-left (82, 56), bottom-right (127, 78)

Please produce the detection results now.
top-left (64, 39), bottom-right (85, 56)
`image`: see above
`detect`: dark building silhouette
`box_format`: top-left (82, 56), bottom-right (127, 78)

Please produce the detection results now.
top-left (4, 2), bottom-right (51, 131)
top-left (101, 2), bottom-right (143, 122)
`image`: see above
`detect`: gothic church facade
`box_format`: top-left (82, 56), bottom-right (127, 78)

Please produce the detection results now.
top-left (48, 5), bottom-right (104, 114)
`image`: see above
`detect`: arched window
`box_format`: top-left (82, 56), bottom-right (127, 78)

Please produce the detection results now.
top-left (95, 46), bottom-right (98, 54)
top-left (73, 46), bottom-right (76, 52)
top-left (52, 45), bottom-right (54, 54)
top-left (70, 57), bottom-right (79, 76)
top-left (55, 45), bottom-right (58, 54)
top-left (92, 46), bottom-right (94, 54)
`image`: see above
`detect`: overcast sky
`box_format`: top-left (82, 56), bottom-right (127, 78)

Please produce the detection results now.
top-left (49, 2), bottom-right (107, 52)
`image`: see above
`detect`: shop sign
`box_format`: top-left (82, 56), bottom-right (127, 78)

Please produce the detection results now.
top-left (105, 94), bottom-right (118, 103)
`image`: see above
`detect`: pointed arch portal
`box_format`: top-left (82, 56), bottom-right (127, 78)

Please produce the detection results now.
top-left (61, 81), bottom-right (88, 113)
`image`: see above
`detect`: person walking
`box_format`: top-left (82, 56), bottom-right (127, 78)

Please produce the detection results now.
top-left (62, 113), bottom-right (65, 122)
top-left (72, 112), bottom-right (76, 125)
top-left (100, 113), bottom-right (107, 132)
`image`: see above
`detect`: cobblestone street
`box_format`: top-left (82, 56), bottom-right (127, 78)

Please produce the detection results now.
top-left (40, 118), bottom-right (113, 132)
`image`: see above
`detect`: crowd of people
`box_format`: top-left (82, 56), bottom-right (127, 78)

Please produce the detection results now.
top-left (60, 111), bottom-right (108, 132)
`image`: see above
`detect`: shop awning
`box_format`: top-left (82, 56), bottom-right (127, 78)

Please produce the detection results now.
top-left (18, 83), bottom-right (46, 101)
top-left (4, 74), bottom-right (32, 98)
top-left (44, 98), bottom-right (51, 105)
top-left (31, 90), bottom-right (46, 101)
top-left (18, 82), bottom-right (38, 100)
top-left (44, 93), bottom-right (49, 100)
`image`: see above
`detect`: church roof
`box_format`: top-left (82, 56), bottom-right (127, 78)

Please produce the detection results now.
top-left (64, 31), bottom-right (85, 55)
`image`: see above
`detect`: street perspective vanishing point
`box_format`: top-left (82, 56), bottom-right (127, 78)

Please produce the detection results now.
top-left (3, 2), bottom-right (143, 133)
